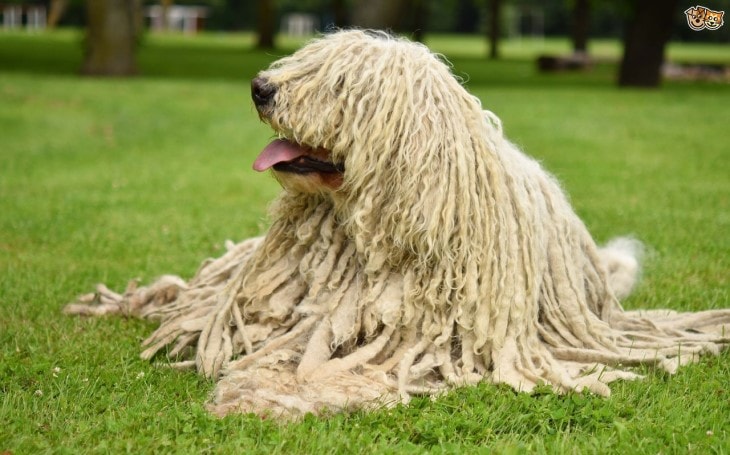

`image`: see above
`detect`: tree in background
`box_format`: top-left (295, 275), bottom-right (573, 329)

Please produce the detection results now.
top-left (351, 0), bottom-right (404, 30)
top-left (331, 0), bottom-right (348, 27)
top-left (81, 0), bottom-right (141, 76)
top-left (570, 0), bottom-right (590, 55)
top-left (257, 0), bottom-right (276, 48)
top-left (47, 0), bottom-right (69, 28)
top-left (349, 0), bottom-right (429, 41)
top-left (486, 0), bottom-right (502, 59)
top-left (406, 0), bottom-right (430, 42)
top-left (618, 0), bottom-right (678, 87)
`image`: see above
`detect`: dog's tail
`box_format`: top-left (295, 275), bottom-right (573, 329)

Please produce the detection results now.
top-left (598, 237), bottom-right (644, 300)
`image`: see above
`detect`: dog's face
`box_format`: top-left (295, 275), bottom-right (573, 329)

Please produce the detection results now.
top-left (685, 7), bottom-right (707, 30)
top-left (250, 33), bottom-right (363, 194)
top-left (252, 62), bottom-right (345, 193)
top-left (250, 30), bottom-right (470, 196)
top-left (250, 30), bottom-right (494, 265)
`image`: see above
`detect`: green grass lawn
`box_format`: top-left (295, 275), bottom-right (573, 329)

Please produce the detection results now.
top-left (1, 30), bottom-right (729, 453)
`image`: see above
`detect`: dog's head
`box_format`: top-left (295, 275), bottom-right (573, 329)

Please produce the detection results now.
top-left (251, 30), bottom-right (502, 267)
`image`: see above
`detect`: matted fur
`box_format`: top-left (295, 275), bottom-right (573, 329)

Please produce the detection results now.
top-left (65, 30), bottom-right (730, 419)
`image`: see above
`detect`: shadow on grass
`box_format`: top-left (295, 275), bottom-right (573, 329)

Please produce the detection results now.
top-left (0, 30), bottom-right (621, 89)
top-left (0, 32), bottom-right (286, 81)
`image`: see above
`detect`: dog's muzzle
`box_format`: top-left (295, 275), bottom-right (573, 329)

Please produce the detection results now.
top-left (251, 77), bottom-right (276, 111)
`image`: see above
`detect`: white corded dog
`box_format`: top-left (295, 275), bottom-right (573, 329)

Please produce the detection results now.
top-left (67, 30), bottom-right (730, 419)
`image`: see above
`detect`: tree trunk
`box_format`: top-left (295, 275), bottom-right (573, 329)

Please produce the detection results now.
top-left (618, 0), bottom-right (678, 87)
top-left (487, 0), bottom-right (502, 59)
top-left (351, 0), bottom-right (403, 29)
top-left (82, 0), bottom-right (140, 76)
top-left (332, 0), bottom-right (348, 28)
top-left (571, 0), bottom-right (590, 55)
top-left (48, 0), bottom-right (69, 28)
top-left (256, 0), bottom-right (276, 49)
top-left (410, 0), bottom-right (429, 42)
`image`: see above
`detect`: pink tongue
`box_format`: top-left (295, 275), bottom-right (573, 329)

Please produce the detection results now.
top-left (253, 139), bottom-right (307, 172)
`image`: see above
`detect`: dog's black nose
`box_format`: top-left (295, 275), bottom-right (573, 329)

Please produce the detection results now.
top-left (252, 77), bottom-right (276, 108)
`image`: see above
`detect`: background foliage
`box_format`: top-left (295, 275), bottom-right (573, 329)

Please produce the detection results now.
top-left (24, 0), bottom-right (730, 41)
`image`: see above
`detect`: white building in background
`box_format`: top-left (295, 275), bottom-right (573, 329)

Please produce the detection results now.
top-left (146, 5), bottom-right (209, 34)
top-left (2, 4), bottom-right (46, 30)
top-left (282, 13), bottom-right (317, 36)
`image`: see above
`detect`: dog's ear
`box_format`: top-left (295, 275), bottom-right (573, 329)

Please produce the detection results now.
top-left (339, 71), bottom-right (506, 271)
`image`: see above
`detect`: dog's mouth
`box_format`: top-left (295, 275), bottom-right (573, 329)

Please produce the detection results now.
top-left (253, 139), bottom-right (344, 175)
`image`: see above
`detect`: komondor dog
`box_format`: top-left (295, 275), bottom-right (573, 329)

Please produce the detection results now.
top-left (66, 30), bottom-right (730, 419)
